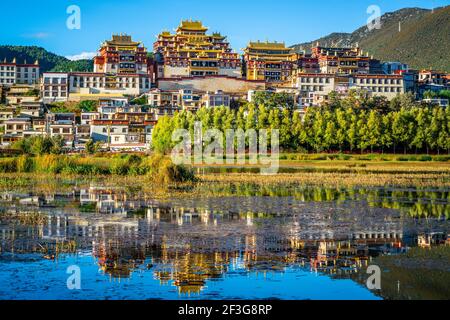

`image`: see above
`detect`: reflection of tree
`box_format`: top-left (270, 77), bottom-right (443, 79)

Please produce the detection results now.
top-left (93, 240), bottom-right (146, 278)
top-left (201, 185), bottom-right (450, 219)
top-left (350, 246), bottom-right (450, 300)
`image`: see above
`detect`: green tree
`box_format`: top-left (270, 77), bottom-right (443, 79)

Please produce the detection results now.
top-left (280, 109), bottom-right (292, 150)
top-left (50, 135), bottom-right (65, 154)
top-left (357, 110), bottom-right (370, 153)
top-left (366, 110), bottom-right (381, 153)
top-left (347, 109), bottom-right (359, 152)
top-left (152, 116), bottom-right (175, 154)
top-left (335, 108), bottom-right (348, 152)
top-left (85, 139), bottom-right (100, 154)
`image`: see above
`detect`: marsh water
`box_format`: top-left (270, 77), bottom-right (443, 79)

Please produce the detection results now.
top-left (0, 179), bottom-right (449, 300)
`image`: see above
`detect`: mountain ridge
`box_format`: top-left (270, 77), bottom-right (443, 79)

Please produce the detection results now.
top-left (0, 45), bottom-right (93, 73)
top-left (291, 6), bottom-right (450, 72)
top-left (1, 6), bottom-right (448, 74)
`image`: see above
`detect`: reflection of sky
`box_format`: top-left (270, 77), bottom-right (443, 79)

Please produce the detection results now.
top-left (0, 254), bottom-right (380, 300)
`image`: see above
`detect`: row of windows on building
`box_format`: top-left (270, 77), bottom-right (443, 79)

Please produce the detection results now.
top-left (251, 63), bottom-right (292, 69)
top-left (355, 78), bottom-right (402, 85)
top-left (168, 62), bottom-right (239, 68)
top-left (362, 86), bottom-right (403, 93)
top-left (9, 73), bottom-right (36, 78)
top-left (264, 71), bottom-right (282, 76)
top-left (191, 71), bottom-right (217, 76)
top-left (44, 86), bottom-right (67, 91)
top-left (52, 127), bottom-right (73, 134)
top-left (0, 66), bottom-right (37, 72)
top-left (102, 127), bottom-right (128, 133)
top-left (299, 77), bottom-right (332, 84)
top-left (191, 61), bottom-right (218, 67)
top-left (119, 63), bottom-right (136, 69)
top-left (0, 79), bottom-right (15, 84)
top-left (43, 92), bottom-right (67, 97)
top-left (299, 85), bottom-right (403, 93)
top-left (119, 56), bottom-right (135, 62)
top-left (44, 78), bottom-right (67, 84)
top-left (108, 64), bottom-right (144, 70)
top-left (0, 72), bottom-right (15, 77)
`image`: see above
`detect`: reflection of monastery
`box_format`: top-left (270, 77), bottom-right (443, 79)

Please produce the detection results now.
top-left (0, 188), bottom-right (448, 294)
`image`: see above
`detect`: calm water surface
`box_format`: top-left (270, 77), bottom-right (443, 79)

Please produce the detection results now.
top-left (0, 181), bottom-right (449, 300)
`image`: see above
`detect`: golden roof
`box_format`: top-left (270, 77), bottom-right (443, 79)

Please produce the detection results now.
top-left (177, 20), bottom-right (208, 32)
top-left (247, 41), bottom-right (290, 50)
top-left (160, 31), bottom-right (173, 37)
top-left (105, 34), bottom-right (141, 46)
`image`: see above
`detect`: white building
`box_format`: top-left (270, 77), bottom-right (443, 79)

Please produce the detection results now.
top-left (0, 59), bottom-right (40, 86)
top-left (352, 74), bottom-right (405, 100)
top-left (41, 73), bottom-right (69, 103)
top-left (41, 72), bottom-right (151, 102)
top-left (296, 73), bottom-right (336, 107)
top-left (295, 73), bottom-right (405, 106)
top-left (80, 112), bottom-right (100, 125)
top-left (90, 119), bottom-right (129, 145)
top-left (69, 73), bottom-right (151, 97)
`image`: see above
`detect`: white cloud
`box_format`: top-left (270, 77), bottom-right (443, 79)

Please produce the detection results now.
top-left (23, 32), bottom-right (51, 39)
top-left (66, 52), bottom-right (97, 61)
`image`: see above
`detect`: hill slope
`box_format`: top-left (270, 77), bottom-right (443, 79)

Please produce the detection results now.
top-left (291, 6), bottom-right (450, 72)
top-left (0, 45), bottom-right (93, 73)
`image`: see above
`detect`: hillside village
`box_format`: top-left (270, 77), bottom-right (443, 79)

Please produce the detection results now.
top-left (0, 20), bottom-right (449, 152)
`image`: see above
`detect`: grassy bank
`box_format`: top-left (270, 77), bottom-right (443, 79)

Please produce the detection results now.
top-left (0, 154), bottom-right (195, 184)
top-left (0, 153), bottom-right (449, 188)
top-left (194, 154), bottom-right (450, 188)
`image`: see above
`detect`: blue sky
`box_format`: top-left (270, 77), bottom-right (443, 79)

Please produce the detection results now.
top-left (0, 0), bottom-right (448, 59)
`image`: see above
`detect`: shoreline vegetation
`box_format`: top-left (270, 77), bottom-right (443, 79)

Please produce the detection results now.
top-left (0, 153), bottom-right (449, 188)
top-left (0, 153), bottom-right (448, 219)
top-left (0, 154), bottom-right (196, 184)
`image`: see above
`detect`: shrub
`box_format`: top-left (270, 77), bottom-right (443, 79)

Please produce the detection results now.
top-left (432, 155), bottom-right (450, 162)
top-left (146, 154), bottom-right (196, 184)
top-left (337, 154), bottom-right (351, 161)
top-left (16, 155), bottom-right (34, 173)
top-left (110, 160), bottom-right (130, 175)
top-left (418, 155), bottom-right (432, 162)
top-left (0, 158), bottom-right (17, 172)
top-left (34, 155), bottom-right (67, 173)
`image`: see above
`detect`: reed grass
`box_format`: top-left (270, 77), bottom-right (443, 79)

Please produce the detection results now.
top-left (0, 154), bottom-right (196, 184)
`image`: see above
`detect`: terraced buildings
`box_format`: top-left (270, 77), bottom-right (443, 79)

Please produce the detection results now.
top-left (153, 20), bottom-right (242, 79)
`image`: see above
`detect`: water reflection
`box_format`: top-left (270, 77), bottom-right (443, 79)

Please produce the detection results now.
top-left (0, 184), bottom-right (449, 299)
